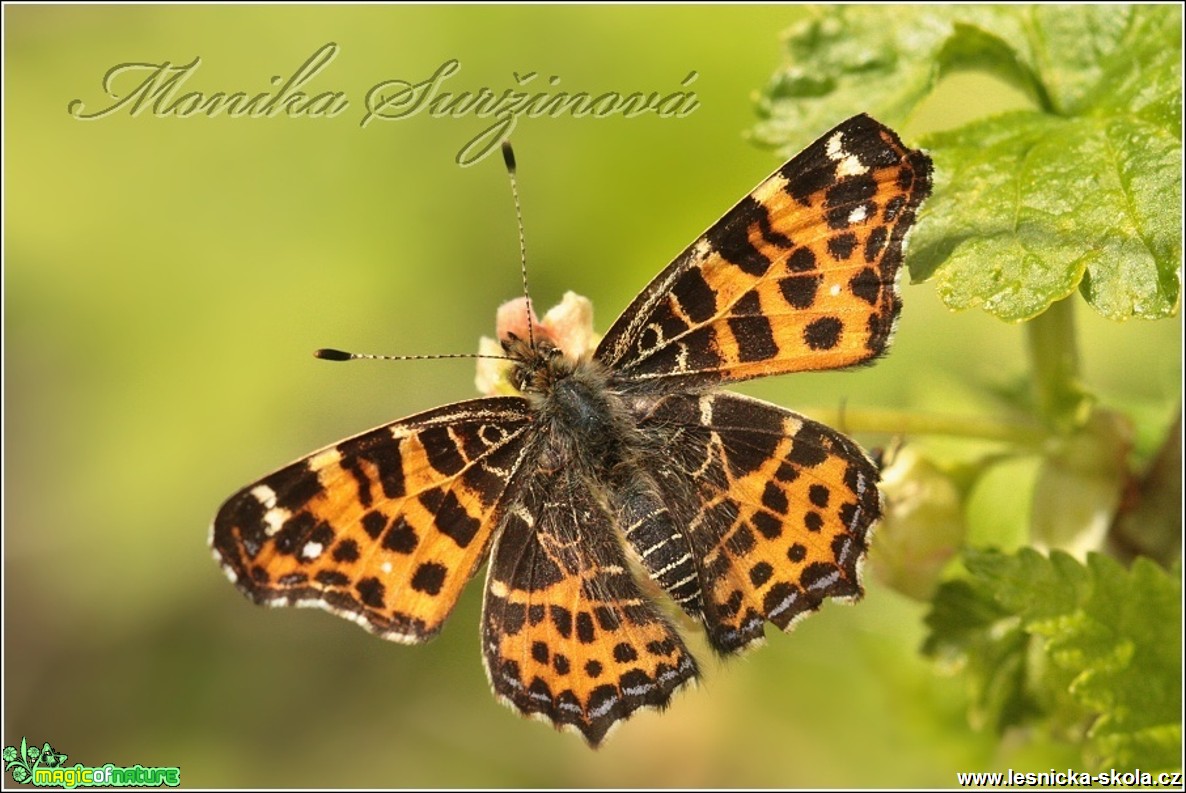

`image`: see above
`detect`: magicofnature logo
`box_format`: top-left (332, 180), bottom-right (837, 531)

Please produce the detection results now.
top-left (3, 737), bottom-right (180, 788)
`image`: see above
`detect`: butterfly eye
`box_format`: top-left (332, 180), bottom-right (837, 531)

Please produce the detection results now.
top-left (509, 365), bottom-right (532, 393)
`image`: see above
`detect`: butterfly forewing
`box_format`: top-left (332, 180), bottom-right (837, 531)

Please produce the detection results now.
top-left (596, 114), bottom-right (932, 387)
top-left (211, 397), bottom-right (533, 642)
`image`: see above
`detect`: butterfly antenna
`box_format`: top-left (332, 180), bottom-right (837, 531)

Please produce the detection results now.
top-left (502, 140), bottom-right (534, 350)
top-left (314, 348), bottom-right (513, 363)
top-left (316, 148), bottom-right (531, 366)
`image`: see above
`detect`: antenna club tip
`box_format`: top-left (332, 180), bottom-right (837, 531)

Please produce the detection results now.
top-left (314, 348), bottom-right (353, 361)
top-left (501, 140), bottom-right (517, 173)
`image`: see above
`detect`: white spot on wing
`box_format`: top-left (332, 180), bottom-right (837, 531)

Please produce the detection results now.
top-left (263, 507), bottom-right (291, 537)
top-left (251, 484), bottom-right (277, 509)
top-left (301, 541), bottom-right (323, 560)
top-left (826, 131), bottom-right (868, 177)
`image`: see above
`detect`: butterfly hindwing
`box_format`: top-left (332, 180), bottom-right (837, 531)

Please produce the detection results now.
top-left (596, 114), bottom-right (932, 387)
top-left (211, 397), bottom-right (533, 643)
top-left (482, 465), bottom-right (699, 746)
top-left (628, 391), bottom-right (880, 654)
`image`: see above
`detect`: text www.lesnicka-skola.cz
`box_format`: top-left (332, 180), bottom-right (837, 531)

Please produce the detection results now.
top-left (957, 768), bottom-right (1182, 787)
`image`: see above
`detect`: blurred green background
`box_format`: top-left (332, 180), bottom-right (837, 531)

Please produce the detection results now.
top-left (5, 5), bottom-right (1180, 787)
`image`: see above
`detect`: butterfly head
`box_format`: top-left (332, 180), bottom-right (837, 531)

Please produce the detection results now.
top-left (500, 333), bottom-right (572, 394)
top-left (475, 292), bottom-right (601, 398)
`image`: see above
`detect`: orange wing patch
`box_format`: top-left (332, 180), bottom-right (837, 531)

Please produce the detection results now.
top-left (211, 398), bottom-right (532, 642)
top-left (597, 114), bottom-right (931, 386)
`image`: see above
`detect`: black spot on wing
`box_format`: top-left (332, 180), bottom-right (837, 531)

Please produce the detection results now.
top-left (273, 512), bottom-right (316, 556)
top-left (419, 425), bottom-right (466, 475)
top-left (761, 481), bottom-right (788, 514)
top-left (410, 562), bottom-right (447, 596)
top-left (382, 516), bottom-right (419, 554)
top-left (671, 266), bottom-right (717, 324)
top-left (804, 317), bottom-right (843, 350)
top-left (787, 247), bottom-right (816, 272)
top-left (849, 267), bottom-right (881, 305)
top-left (779, 274), bottom-right (821, 309)
top-left (356, 576), bottom-right (386, 608)
top-left (788, 423), bottom-right (830, 467)
top-left (827, 233), bottom-right (857, 260)
top-left (264, 462), bottom-right (324, 511)
top-left (338, 430), bottom-right (405, 505)
top-left (783, 162), bottom-right (834, 204)
top-left (332, 538), bottom-right (360, 562)
top-left (316, 570), bottom-right (349, 587)
top-left (726, 292), bottom-right (777, 362)
top-left (705, 196), bottom-right (774, 277)
top-left (749, 561), bottom-right (774, 587)
top-left (864, 225), bottom-right (888, 262)
top-left (752, 511), bottom-right (783, 539)
top-left (550, 605), bottom-right (573, 638)
top-left (361, 511), bottom-right (387, 540)
top-left (826, 174), bottom-right (877, 210)
top-left (418, 488), bottom-right (481, 549)
top-left (576, 612), bottom-right (596, 644)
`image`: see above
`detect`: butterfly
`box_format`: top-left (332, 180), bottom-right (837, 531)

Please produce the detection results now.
top-left (210, 113), bottom-right (933, 746)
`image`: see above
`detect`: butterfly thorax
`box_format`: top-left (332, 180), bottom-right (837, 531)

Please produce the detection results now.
top-left (503, 333), bottom-right (639, 475)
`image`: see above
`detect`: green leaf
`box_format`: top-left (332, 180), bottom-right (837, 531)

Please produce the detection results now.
top-left (752, 6), bottom-right (1044, 150)
top-left (910, 109), bottom-right (1180, 321)
top-left (755, 5), bottom-right (1182, 322)
top-left (923, 579), bottom-right (1040, 731)
top-left (924, 548), bottom-right (1182, 770)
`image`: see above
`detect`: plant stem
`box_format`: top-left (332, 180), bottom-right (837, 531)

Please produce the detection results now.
top-left (1025, 295), bottom-right (1091, 431)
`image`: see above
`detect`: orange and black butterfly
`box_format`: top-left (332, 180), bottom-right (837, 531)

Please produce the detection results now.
top-left (211, 114), bottom-right (932, 746)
